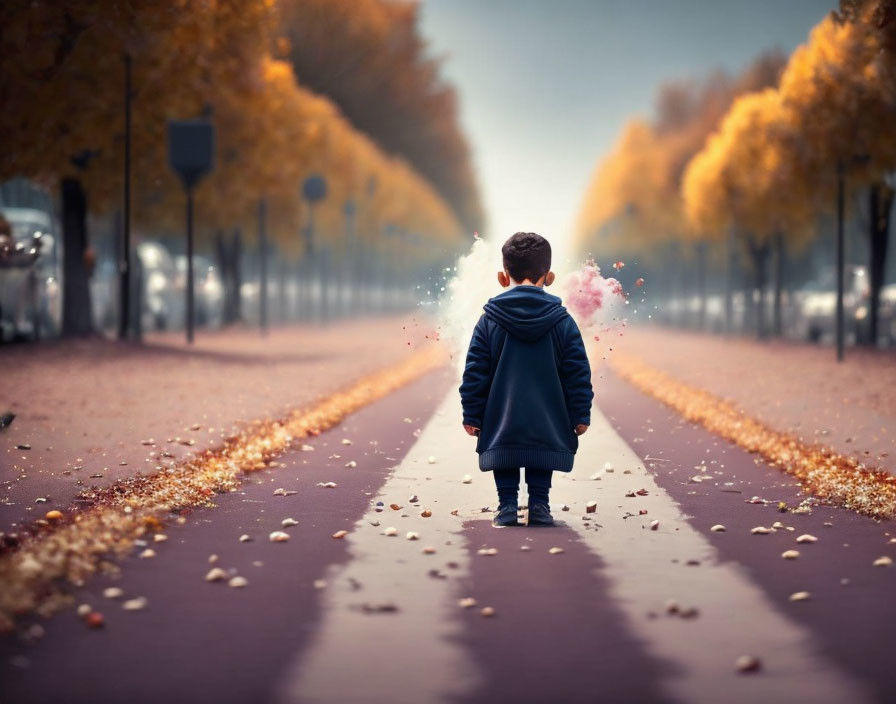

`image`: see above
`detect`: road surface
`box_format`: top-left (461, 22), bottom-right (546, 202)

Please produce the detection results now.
top-left (1, 365), bottom-right (894, 703)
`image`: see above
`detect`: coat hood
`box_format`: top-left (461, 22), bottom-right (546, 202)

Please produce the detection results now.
top-left (483, 286), bottom-right (568, 342)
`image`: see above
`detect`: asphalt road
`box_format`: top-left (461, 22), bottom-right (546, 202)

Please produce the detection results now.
top-left (1, 365), bottom-right (894, 704)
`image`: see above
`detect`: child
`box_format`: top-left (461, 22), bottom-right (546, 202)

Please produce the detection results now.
top-left (459, 232), bottom-right (594, 526)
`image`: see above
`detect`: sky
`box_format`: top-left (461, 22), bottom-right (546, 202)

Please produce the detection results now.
top-left (419, 0), bottom-right (835, 250)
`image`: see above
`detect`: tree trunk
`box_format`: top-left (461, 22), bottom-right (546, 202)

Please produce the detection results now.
top-left (279, 255), bottom-right (288, 323)
top-left (232, 228), bottom-right (243, 323)
top-left (216, 228), bottom-right (244, 325)
top-left (61, 177), bottom-right (93, 337)
top-left (773, 231), bottom-right (785, 337)
top-left (696, 241), bottom-right (707, 331)
top-left (868, 182), bottom-right (893, 347)
top-left (748, 237), bottom-right (769, 340)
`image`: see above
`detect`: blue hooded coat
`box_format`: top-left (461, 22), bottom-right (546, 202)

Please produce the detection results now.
top-left (459, 285), bottom-right (594, 472)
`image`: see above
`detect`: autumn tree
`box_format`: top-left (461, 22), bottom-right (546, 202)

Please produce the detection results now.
top-left (276, 0), bottom-right (484, 232)
top-left (1, 0), bottom-right (467, 335)
top-left (574, 53), bottom-right (785, 327)
top-left (682, 89), bottom-right (814, 337)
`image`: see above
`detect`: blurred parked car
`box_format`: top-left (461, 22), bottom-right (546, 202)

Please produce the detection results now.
top-left (876, 283), bottom-right (896, 346)
top-left (792, 265), bottom-right (868, 343)
top-left (175, 255), bottom-right (224, 327)
top-left (138, 241), bottom-right (183, 331)
top-left (0, 206), bottom-right (61, 341)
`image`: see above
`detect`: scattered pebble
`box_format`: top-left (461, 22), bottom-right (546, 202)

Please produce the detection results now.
top-left (206, 568), bottom-right (228, 582)
top-left (45, 510), bottom-right (63, 521)
top-left (736, 655), bottom-right (761, 673)
top-left (239, 534), bottom-right (252, 542)
top-left (795, 534), bottom-right (818, 544)
top-left (561, 504), bottom-right (570, 512)
top-left (477, 547), bottom-right (498, 556)
top-left (16, 443), bottom-right (31, 450)
top-left (390, 503), bottom-right (402, 511)
top-left (751, 526), bottom-right (771, 535)
top-left (772, 521), bottom-right (785, 530)
top-left (154, 534), bottom-right (168, 543)
top-left (711, 524), bottom-right (726, 532)
top-left (481, 606), bottom-right (496, 617)
top-left (269, 531), bottom-right (290, 542)
top-left (208, 554), bottom-right (219, 564)
top-left (85, 612), bottom-right (105, 629)
top-left (384, 527), bottom-right (398, 537)
top-left (408, 494), bottom-right (419, 503)
top-left (122, 597), bottom-right (147, 611)
top-left (301, 444), bottom-right (315, 452)
top-left (406, 531), bottom-right (420, 541)
top-left (520, 545), bottom-right (531, 552)
top-left (281, 518), bottom-right (299, 527)
top-left (103, 587), bottom-right (124, 599)
top-left (139, 548), bottom-right (156, 559)
top-left (462, 475), bottom-right (472, 484)
top-left (422, 546), bottom-right (437, 554)
top-left (341, 439), bottom-right (353, 446)
top-left (428, 456), bottom-right (437, 464)
top-left (317, 482), bottom-right (337, 488)
top-left (586, 501), bottom-right (597, 513)
top-left (332, 530), bottom-right (349, 539)
top-left (548, 547), bottom-right (565, 555)
top-left (789, 591), bottom-right (811, 602)
top-left (420, 510), bottom-right (432, 518)
top-left (344, 460), bottom-right (357, 468)
top-left (458, 597), bottom-right (478, 608)
top-left (273, 488), bottom-right (297, 496)
top-left (313, 579), bottom-right (327, 589)
top-left (649, 520), bottom-right (659, 531)
top-left (604, 462), bottom-right (614, 472)
top-left (872, 556), bottom-right (892, 567)
top-left (782, 550), bottom-right (800, 560)
top-left (228, 576), bottom-right (248, 588)
top-left (77, 604), bottom-right (92, 617)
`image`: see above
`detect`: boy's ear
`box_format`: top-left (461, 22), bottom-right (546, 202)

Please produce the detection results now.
top-left (497, 271), bottom-right (510, 288)
top-left (544, 271), bottom-right (555, 287)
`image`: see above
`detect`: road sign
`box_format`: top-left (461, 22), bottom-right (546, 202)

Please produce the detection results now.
top-left (168, 120), bottom-right (215, 191)
top-left (302, 174), bottom-right (327, 204)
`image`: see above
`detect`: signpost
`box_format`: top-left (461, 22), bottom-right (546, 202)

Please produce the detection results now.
top-left (301, 174), bottom-right (328, 320)
top-left (167, 119), bottom-right (214, 343)
top-left (343, 199), bottom-right (356, 316)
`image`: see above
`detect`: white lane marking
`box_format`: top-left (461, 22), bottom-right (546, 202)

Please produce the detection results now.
top-left (551, 408), bottom-right (873, 704)
top-left (276, 393), bottom-right (494, 704)
top-left (278, 390), bottom-right (872, 704)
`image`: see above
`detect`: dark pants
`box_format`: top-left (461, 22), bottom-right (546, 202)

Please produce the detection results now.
top-left (493, 467), bottom-right (553, 506)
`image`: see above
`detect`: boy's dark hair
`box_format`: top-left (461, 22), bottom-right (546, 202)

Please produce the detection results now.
top-left (502, 232), bottom-right (551, 283)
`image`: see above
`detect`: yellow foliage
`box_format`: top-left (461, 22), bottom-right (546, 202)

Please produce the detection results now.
top-left (0, 0), bottom-right (465, 266)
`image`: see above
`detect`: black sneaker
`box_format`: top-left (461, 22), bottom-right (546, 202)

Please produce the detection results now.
top-left (527, 503), bottom-right (554, 526)
top-left (493, 502), bottom-right (519, 527)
